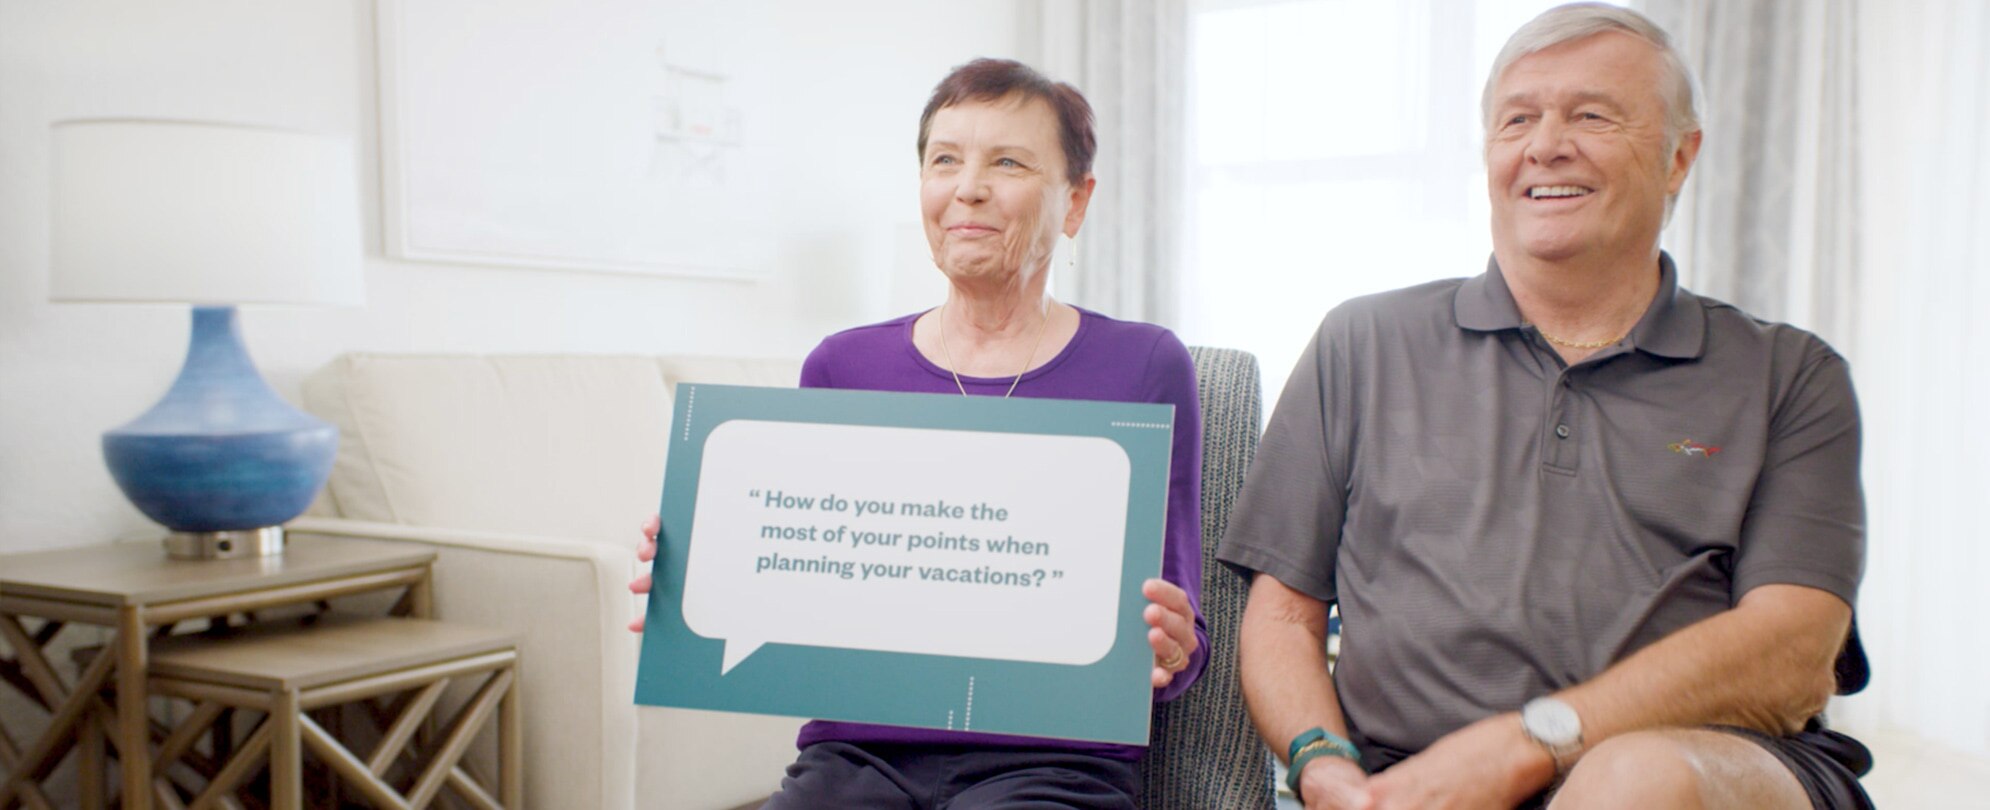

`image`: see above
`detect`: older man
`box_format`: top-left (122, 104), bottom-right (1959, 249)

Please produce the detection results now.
top-left (1218, 4), bottom-right (1871, 809)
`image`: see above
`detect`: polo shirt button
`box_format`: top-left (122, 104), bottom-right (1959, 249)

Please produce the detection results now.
top-left (1555, 424), bottom-right (1571, 439)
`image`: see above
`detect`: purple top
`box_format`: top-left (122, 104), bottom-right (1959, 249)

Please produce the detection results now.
top-left (793, 306), bottom-right (1208, 761)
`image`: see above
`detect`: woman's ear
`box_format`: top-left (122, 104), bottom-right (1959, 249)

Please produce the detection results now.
top-left (1062, 174), bottom-right (1097, 238)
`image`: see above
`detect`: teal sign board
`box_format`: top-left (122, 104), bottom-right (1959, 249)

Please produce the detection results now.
top-left (635, 384), bottom-right (1174, 745)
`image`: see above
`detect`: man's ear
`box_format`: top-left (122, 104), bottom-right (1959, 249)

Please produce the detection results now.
top-left (1668, 129), bottom-right (1704, 194)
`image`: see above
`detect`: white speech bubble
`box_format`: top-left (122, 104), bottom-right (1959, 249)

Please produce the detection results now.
top-left (681, 419), bottom-right (1132, 674)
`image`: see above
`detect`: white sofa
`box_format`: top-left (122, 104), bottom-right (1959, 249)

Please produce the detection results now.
top-left (294, 354), bottom-right (808, 810)
top-left (290, 349), bottom-right (1276, 810)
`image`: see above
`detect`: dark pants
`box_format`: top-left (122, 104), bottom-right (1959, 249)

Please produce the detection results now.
top-left (762, 742), bottom-right (1141, 810)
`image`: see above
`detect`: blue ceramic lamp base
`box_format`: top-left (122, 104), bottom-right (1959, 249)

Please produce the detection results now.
top-left (103, 306), bottom-right (338, 559)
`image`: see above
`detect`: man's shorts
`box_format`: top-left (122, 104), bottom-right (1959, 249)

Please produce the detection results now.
top-left (1366, 723), bottom-right (1874, 809)
top-left (1715, 724), bottom-right (1875, 810)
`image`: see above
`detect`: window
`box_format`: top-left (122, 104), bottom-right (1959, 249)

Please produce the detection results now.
top-left (1178, 0), bottom-right (1622, 408)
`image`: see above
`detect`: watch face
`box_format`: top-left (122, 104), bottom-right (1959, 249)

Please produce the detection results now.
top-left (1524, 698), bottom-right (1581, 747)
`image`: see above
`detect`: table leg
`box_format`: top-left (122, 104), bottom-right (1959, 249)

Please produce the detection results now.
top-left (117, 606), bottom-right (151, 810)
top-left (408, 570), bottom-right (438, 776)
top-left (272, 689), bottom-right (301, 810)
top-left (500, 660), bottom-right (522, 807)
top-left (319, 707), bottom-right (343, 810)
top-left (79, 702), bottom-right (104, 810)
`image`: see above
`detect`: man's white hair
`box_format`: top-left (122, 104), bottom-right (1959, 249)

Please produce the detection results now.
top-left (1480, 2), bottom-right (1701, 147)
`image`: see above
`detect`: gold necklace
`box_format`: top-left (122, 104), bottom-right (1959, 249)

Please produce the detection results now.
top-left (936, 298), bottom-right (1052, 398)
top-left (1525, 322), bottom-right (1625, 350)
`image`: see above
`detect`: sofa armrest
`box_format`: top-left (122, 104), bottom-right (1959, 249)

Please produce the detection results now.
top-left (288, 516), bottom-right (640, 810)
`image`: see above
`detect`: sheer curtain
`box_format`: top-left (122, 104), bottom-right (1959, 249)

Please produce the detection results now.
top-left (1649, 0), bottom-right (1990, 757)
top-left (1024, 0), bottom-right (1189, 325)
top-left (1833, 0), bottom-right (1990, 757)
top-left (1640, 0), bottom-right (1861, 346)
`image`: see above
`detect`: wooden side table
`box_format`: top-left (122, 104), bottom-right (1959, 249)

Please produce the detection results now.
top-left (0, 532), bottom-right (435, 810)
top-left (147, 617), bottom-right (521, 809)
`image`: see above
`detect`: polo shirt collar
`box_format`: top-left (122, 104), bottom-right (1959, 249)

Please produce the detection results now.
top-left (1629, 253), bottom-right (1705, 359)
top-left (1453, 251), bottom-right (1705, 360)
top-left (1455, 255), bottom-right (1525, 332)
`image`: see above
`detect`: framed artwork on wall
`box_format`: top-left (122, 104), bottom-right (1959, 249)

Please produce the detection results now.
top-left (376, 0), bottom-right (772, 279)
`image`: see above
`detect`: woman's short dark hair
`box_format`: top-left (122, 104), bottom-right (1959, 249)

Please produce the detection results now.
top-left (917, 58), bottom-right (1097, 186)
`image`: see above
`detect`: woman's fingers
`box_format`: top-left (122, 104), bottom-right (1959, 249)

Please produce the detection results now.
top-left (1141, 579), bottom-right (1197, 656)
top-left (629, 514), bottom-right (663, 634)
top-left (1144, 601), bottom-right (1196, 653)
top-left (638, 514), bottom-right (661, 562)
top-left (1141, 578), bottom-right (1191, 616)
top-left (1148, 627), bottom-right (1186, 687)
top-left (1141, 578), bottom-right (1197, 688)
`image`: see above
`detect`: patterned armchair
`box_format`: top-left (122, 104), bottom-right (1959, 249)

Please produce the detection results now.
top-left (1142, 347), bottom-right (1276, 809)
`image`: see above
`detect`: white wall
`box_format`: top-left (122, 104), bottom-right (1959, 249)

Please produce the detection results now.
top-left (0, 0), bottom-right (1020, 553)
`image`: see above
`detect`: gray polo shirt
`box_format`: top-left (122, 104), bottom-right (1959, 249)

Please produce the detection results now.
top-left (1217, 254), bottom-right (1864, 756)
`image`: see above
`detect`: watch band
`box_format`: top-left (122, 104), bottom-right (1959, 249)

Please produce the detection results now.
top-left (1284, 727), bottom-right (1362, 799)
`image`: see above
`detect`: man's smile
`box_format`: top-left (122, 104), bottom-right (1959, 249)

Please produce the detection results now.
top-left (1526, 184), bottom-right (1594, 199)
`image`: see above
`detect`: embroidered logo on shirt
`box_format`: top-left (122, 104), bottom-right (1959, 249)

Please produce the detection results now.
top-left (1667, 439), bottom-right (1722, 458)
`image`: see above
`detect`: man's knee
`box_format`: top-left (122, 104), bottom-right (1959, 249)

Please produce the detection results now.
top-left (1549, 728), bottom-right (1811, 810)
top-left (1550, 731), bottom-right (1708, 810)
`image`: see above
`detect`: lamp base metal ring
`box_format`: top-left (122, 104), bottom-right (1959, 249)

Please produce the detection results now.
top-left (164, 527), bottom-right (285, 560)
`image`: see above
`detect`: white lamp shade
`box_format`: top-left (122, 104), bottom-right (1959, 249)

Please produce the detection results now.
top-left (49, 119), bottom-right (364, 306)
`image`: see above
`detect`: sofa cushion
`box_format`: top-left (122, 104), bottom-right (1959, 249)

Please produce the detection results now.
top-left (657, 355), bottom-right (808, 391)
top-left (303, 353), bottom-right (804, 546)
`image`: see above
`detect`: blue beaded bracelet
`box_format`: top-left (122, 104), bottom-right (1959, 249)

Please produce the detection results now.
top-left (1285, 727), bottom-right (1362, 799)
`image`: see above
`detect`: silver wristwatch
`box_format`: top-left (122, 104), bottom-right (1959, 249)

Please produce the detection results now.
top-left (1520, 696), bottom-right (1584, 773)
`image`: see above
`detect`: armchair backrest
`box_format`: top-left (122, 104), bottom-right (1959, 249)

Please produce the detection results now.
top-left (1142, 346), bottom-right (1275, 809)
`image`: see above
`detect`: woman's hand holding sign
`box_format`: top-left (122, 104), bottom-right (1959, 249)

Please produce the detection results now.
top-left (1144, 578), bottom-right (1198, 688)
top-left (628, 513), bottom-right (660, 633)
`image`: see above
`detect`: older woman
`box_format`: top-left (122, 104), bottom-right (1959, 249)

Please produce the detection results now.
top-left (633, 58), bottom-right (1206, 808)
